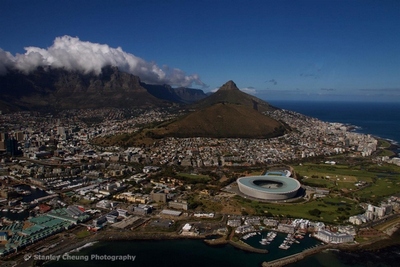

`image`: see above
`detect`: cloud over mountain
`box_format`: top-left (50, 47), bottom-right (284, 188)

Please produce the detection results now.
top-left (240, 87), bottom-right (257, 95)
top-left (0, 36), bottom-right (206, 88)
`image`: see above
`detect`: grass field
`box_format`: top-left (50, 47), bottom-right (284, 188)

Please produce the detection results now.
top-left (233, 195), bottom-right (363, 224)
top-left (294, 162), bottom-right (400, 201)
top-left (75, 230), bottom-right (91, 239)
top-left (353, 176), bottom-right (400, 202)
top-left (295, 163), bottom-right (376, 182)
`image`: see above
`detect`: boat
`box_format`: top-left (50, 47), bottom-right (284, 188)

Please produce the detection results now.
top-left (242, 232), bottom-right (257, 240)
top-left (279, 241), bottom-right (290, 250)
top-left (30, 185), bottom-right (37, 189)
top-left (21, 190), bottom-right (32, 195)
top-left (259, 235), bottom-right (269, 245)
top-left (295, 234), bottom-right (304, 239)
top-left (267, 231), bottom-right (277, 242)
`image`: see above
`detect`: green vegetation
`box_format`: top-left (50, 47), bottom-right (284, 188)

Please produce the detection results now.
top-left (376, 149), bottom-right (395, 157)
top-left (232, 195), bottom-right (363, 224)
top-left (295, 162), bottom-right (400, 203)
top-left (378, 139), bottom-right (391, 149)
top-left (353, 176), bottom-right (400, 203)
top-left (308, 208), bottom-right (321, 217)
top-left (295, 162), bottom-right (376, 183)
top-left (75, 230), bottom-right (91, 239)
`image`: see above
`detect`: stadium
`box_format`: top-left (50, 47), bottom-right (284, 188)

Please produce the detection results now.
top-left (237, 175), bottom-right (301, 201)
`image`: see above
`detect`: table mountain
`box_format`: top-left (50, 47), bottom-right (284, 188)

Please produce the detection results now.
top-left (0, 66), bottom-right (207, 111)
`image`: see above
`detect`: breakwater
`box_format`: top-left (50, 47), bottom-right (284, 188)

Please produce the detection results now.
top-left (262, 243), bottom-right (331, 267)
top-left (203, 237), bottom-right (228, 245)
top-left (228, 240), bottom-right (268, 254)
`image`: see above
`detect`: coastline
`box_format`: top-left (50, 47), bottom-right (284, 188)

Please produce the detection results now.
top-left (35, 223), bottom-right (400, 267)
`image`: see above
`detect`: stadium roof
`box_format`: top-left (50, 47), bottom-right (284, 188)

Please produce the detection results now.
top-left (237, 175), bottom-right (300, 194)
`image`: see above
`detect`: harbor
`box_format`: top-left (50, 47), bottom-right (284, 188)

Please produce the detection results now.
top-left (42, 234), bottom-right (326, 267)
top-left (240, 230), bottom-right (323, 261)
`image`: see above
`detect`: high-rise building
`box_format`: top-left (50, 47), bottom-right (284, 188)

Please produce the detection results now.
top-left (6, 138), bottom-right (20, 157)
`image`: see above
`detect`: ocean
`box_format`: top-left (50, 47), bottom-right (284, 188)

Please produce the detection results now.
top-left (47, 238), bottom-right (400, 267)
top-left (269, 101), bottom-right (400, 146)
top-left (47, 101), bottom-right (400, 267)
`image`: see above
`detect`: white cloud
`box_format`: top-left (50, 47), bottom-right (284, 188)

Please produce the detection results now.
top-left (0, 36), bottom-right (206, 87)
top-left (0, 49), bottom-right (15, 75)
top-left (240, 87), bottom-right (257, 95)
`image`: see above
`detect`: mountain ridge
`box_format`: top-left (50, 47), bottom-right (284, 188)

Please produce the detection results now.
top-left (0, 66), bottom-right (207, 111)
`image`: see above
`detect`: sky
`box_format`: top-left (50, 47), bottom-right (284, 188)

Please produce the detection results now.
top-left (0, 0), bottom-right (399, 102)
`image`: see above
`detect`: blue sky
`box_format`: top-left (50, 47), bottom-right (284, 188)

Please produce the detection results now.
top-left (1, 0), bottom-right (399, 101)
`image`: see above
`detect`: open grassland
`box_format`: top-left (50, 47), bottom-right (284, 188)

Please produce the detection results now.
top-left (353, 176), bottom-right (400, 202)
top-left (232, 195), bottom-right (363, 224)
top-left (295, 162), bottom-right (376, 182)
top-left (376, 149), bottom-right (396, 157)
top-left (378, 139), bottom-right (392, 149)
top-left (294, 162), bottom-right (400, 201)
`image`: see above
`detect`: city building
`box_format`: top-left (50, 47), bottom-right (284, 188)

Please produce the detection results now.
top-left (314, 229), bottom-right (354, 244)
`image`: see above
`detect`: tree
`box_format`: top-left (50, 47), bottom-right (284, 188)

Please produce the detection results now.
top-left (308, 208), bottom-right (321, 217)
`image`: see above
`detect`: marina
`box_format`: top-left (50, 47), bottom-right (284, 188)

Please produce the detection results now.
top-left (242, 230), bottom-right (322, 256)
top-left (259, 231), bottom-right (277, 245)
top-left (242, 232), bottom-right (258, 240)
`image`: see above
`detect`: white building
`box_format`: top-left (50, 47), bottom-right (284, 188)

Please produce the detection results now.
top-left (314, 230), bottom-right (354, 244)
top-left (349, 214), bottom-right (367, 225)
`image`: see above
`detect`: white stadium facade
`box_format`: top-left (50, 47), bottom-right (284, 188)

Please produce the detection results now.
top-left (237, 174), bottom-right (301, 201)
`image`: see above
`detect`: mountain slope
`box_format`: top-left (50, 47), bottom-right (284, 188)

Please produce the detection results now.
top-left (149, 102), bottom-right (286, 138)
top-left (192, 80), bottom-right (276, 112)
top-left (0, 66), bottom-right (206, 111)
top-left (142, 80), bottom-right (289, 139)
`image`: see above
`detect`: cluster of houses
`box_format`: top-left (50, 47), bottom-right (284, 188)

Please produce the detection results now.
top-left (349, 198), bottom-right (398, 225)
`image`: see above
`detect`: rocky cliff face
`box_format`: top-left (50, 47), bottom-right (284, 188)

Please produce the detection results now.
top-left (218, 80), bottom-right (240, 91)
top-left (0, 66), bottom-right (206, 111)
